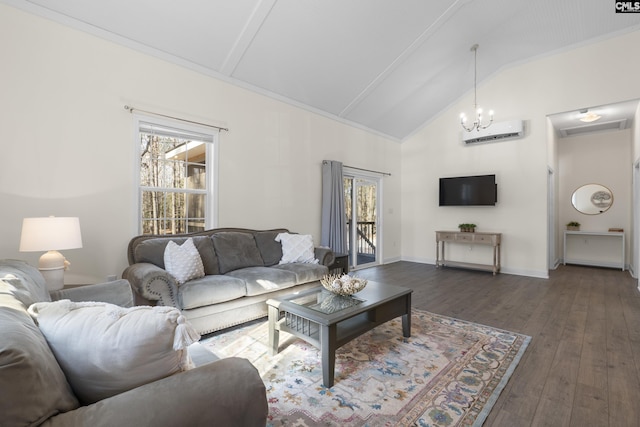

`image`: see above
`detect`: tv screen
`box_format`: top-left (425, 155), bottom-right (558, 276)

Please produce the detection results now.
top-left (439, 175), bottom-right (497, 206)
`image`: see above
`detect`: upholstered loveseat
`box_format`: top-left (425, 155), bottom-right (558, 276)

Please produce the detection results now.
top-left (123, 228), bottom-right (334, 334)
top-left (0, 259), bottom-right (268, 427)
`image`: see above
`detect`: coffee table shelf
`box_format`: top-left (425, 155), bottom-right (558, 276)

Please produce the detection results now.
top-left (279, 309), bottom-right (401, 349)
top-left (267, 282), bottom-right (412, 387)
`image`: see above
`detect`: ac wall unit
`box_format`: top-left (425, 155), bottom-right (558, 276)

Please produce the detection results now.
top-left (462, 120), bottom-right (524, 145)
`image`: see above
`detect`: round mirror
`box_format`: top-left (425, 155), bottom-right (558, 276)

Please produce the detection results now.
top-left (571, 184), bottom-right (613, 215)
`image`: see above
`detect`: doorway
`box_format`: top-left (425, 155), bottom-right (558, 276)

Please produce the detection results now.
top-left (548, 99), bottom-right (639, 277)
top-left (547, 167), bottom-right (556, 269)
top-left (343, 171), bottom-right (381, 270)
top-left (633, 160), bottom-right (640, 279)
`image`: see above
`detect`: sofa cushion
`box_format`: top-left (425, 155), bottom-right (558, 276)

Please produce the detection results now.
top-left (179, 275), bottom-right (247, 310)
top-left (28, 300), bottom-right (200, 405)
top-left (273, 263), bottom-right (329, 284)
top-left (0, 259), bottom-right (51, 306)
top-left (212, 232), bottom-right (264, 274)
top-left (254, 230), bottom-right (286, 267)
top-left (134, 236), bottom-right (219, 275)
top-left (164, 238), bottom-right (205, 285)
top-left (275, 233), bottom-right (319, 264)
top-left (226, 267), bottom-right (297, 297)
top-left (0, 281), bottom-right (79, 426)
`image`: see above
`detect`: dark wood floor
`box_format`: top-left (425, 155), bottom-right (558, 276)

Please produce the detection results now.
top-left (355, 261), bottom-right (640, 427)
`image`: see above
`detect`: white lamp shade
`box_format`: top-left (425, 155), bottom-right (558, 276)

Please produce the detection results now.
top-left (19, 217), bottom-right (83, 252)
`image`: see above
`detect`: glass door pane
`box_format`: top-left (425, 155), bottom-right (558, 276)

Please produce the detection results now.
top-left (355, 178), bottom-right (377, 268)
top-left (343, 177), bottom-right (353, 268)
top-left (344, 175), bottom-right (378, 270)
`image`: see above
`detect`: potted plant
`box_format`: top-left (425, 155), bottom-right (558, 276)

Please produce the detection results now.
top-left (566, 221), bottom-right (580, 231)
top-left (458, 223), bottom-right (476, 233)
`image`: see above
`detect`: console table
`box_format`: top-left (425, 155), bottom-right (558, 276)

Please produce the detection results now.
top-left (563, 230), bottom-right (625, 271)
top-left (436, 231), bottom-right (502, 275)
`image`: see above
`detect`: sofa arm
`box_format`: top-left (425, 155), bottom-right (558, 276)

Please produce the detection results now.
top-left (50, 280), bottom-right (134, 308)
top-left (315, 246), bottom-right (335, 266)
top-left (42, 357), bottom-right (268, 427)
top-left (122, 263), bottom-right (180, 308)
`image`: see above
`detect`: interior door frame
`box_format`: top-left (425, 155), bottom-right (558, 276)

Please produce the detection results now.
top-left (632, 160), bottom-right (640, 280)
top-left (547, 167), bottom-right (557, 270)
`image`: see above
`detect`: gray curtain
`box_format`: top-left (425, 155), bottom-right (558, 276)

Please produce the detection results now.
top-left (321, 160), bottom-right (347, 254)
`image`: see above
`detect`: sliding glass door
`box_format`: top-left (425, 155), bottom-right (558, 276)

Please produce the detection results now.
top-left (344, 172), bottom-right (380, 270)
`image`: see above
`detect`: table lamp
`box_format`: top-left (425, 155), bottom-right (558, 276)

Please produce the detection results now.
top-left (19, 217), bottom-right (83, 291)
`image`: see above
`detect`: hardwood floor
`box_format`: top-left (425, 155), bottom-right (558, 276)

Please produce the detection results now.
top-left (355, 261), bottom-right (640, 427)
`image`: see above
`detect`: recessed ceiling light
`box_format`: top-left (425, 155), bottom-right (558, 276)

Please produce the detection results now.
top-left (579, 111), bottom-right (601, 123)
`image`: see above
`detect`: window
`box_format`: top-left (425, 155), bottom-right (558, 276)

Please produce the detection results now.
top-left (136, 118), bottom-right (217, 235)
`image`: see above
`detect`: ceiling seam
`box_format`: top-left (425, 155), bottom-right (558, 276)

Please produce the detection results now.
top-left (337, 0), bottom-right (473, 119)
top-left (219, 0), bottom-right (277, 76)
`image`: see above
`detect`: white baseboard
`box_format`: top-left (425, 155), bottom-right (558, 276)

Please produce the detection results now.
top-left (391, 257), bottom-right (549, 279)
top-left (400, 256), bottom-right (434, 265)
top-left (499, 267), bottom-right (549, 279)
top-left (382, 256), bottom-right (402, 264)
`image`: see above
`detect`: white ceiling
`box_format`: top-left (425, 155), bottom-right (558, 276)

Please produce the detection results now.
top-left (6, 0), bottom-right (640, 141)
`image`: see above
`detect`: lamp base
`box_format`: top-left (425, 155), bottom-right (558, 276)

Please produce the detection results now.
top-left (39, 250), bottom-right (67, 291)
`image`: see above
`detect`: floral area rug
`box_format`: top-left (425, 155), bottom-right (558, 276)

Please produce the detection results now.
top-left (200, 309), bottom-right (530, 426)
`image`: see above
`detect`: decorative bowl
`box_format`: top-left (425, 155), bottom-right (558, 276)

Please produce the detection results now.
top-left (320, 274), bottom-right (367, 296)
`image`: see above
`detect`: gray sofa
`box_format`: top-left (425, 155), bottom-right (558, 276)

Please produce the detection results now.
top-left (123, 228), bottom-right (334, 334)
top-left (0, 259), bottom-right (268, 427)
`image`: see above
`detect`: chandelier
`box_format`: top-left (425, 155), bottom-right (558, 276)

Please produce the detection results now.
top-left (460, 44), bottom-right (494, 132)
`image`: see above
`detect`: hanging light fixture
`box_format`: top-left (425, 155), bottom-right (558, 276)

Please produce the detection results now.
top-left (460, 44), bottom-right (494, 132)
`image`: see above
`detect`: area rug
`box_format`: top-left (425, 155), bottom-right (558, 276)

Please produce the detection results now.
top-left (201, 309), bottom-right (530, 426)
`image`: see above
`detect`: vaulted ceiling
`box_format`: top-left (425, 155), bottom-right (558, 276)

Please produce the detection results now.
top-left (6, 0), bottom-right (640, 141)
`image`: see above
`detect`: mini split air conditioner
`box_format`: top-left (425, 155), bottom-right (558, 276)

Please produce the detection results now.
top-left (462, 120), bottom-right (524, 145)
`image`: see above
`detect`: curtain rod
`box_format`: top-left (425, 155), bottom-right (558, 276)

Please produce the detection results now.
top-left (346, 165), bottom-right (391, 176)
top-left (324, 161), bottom-right (391, 176)
top-left (124, 105), bottom-right (229, 132)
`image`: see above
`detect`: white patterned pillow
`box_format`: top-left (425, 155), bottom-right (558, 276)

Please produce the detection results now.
top-left (164, 238), bottom-right (205, 285)
top-left (275, 233), bottom-right (319, 264)
top-left (28, 300), bottom-right (200, 405)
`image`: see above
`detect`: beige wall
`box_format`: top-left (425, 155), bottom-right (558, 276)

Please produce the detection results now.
top-left (3, 3), bottom-right (640, 283)
top-left (0, 4), bottom-right (402, 284)
top-left (401, 29), bottom-right (640, 278)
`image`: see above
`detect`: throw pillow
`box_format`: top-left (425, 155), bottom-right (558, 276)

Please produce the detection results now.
top-left (275, 233), bottom-right (319, 264)
top-left (164, 238), bottom-right (205, 285)
top-left (211, 232), bottom-right (265, 274)
top-left (28, 300), bottom-right (200, 405)
top-left (254, 230), bottom-right (286, 266)
top-left (134, 236), bottom-right (219, 275)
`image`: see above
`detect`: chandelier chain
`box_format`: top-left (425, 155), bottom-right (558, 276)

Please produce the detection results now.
top-left (460, 44), bottom-right (493, 132)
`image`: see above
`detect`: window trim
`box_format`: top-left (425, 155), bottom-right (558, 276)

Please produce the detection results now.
top-left (133, 114), bottom-right (219, 235)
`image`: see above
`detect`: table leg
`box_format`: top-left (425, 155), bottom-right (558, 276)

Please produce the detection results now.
top-left (402, 294), bottom-right (411, 337)
top-left (493, 246), bottom-right (497, 275)
top-left (268, 305), bottom-right (280, 356)
top-left (320, 324), bottom-right (337, 388)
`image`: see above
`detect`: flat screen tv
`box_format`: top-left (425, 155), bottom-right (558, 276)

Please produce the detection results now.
top-left (439, 174), bottom-right (497, 206)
